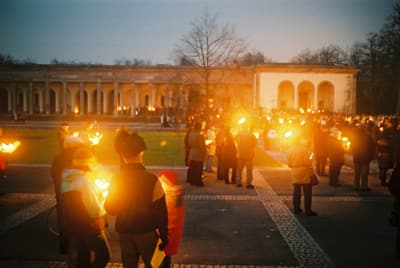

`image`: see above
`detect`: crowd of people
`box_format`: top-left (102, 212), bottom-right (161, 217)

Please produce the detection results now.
top-left (50, 111), bottom-right (400, 265)
top-left (184, 120), bottom-right (258, 189)
top-left (52, 123), bottom-right (185, 268)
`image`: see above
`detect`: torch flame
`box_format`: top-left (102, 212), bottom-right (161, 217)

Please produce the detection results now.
top-left (237, 117), bottom-right (246, 125)
top-left (88, 132), bottom-right (103, 145)
top-left (0, 140), bottom-right (21, 154)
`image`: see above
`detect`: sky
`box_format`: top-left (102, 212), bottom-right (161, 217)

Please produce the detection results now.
top-left (0, 0), bottom-right (397, 65)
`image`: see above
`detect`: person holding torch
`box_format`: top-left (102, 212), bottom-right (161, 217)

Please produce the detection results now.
top-left (105, 133), bottom-right (168, 268)
top-left (61, 146), bottom-right (110, 267)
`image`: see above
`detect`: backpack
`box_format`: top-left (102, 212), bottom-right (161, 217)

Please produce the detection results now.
top-left (388, 166), bottom-right (400, 197)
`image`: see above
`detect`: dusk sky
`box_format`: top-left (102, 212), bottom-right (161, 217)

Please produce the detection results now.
top-left (0, 0), bottom-right (397, 65)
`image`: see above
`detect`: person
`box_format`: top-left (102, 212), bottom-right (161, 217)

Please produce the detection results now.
top-left (220, 127), bottom-right (237, 184)
top-left (376, 128), bottom-right (394, 186)
top-left (236, 124), bottom-right (257, 189)
top-left (184, 126), bottom-right (192, 167)
top-left (205, 125), bottom-right (216, 173)
top-left (104, 133), bottom-right (168, 268)
top-left (215, 126), bottom-right (226, 180)
top-left (61, 147), bottom-right (110, 268)
top-left (287, 136), bottom-right (318, 216)
top-left (327, 131), bottom-right (345, 187)
top-left (51, 135), bottom-right (86, 255)
top-left (186, 122), bottom-right (207, 186)
top-left (157, 170), bottom-right (185, 268)
top-left (388, 165), bottom-right (400, 259)
top-left (56, 123), bottom-right (70, 152)
top-left (114, 124), bottom-right (131, 168)
top-left (0, 127), bottom-right (6, 179)
top-left (313, 124), bottom-right (329, 176)
top-left (351, 125), bottom-right (376, 191)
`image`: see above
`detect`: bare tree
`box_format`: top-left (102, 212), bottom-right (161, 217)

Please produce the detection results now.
top-left (291, 48), bottom-right (319, 64)
top-left (174, 8), bottom-right (247, 116)
top-left (318, 44), bottom-right (348, 65)
top-left (235, 49), bottom-right (271, 66)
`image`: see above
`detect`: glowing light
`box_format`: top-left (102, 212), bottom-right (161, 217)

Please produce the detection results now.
top-left (72, 132), bottom-right (79, 137)
top-left (205, 139), bottom-right (213, 145)
top-left (88, 132), bottom-right (103, 145)
top-left (379, 127), bottom-right (384, 132)
top-left (74, 106), bottom-right (79, 114)
top-left (160, 140), bottom-right (167, 147)
top-left (253, 130), bottom-right (260, 139)
top-left (237, 117), bottom-right (246, 125)
top-left (92, 165), bottom-right (112, 200)
top-left (342, 136), bottom-right (351, 151)
top-left (278, 118), bottom-right (284, 125)
top-left (0, 140), bottom-right (21, 154)
top-left (147, 106), bottom-right (156, 112)
top-left (284, 131), bottom-right (292, 138)
top-left (300, 120), bottom-right (305, 126)
top-left (299, 108), bottom-right (305, 114)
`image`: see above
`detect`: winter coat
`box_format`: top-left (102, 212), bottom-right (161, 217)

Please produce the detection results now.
top-left (236, 130), bottom-right (257, 160)
top-left (327, 136), bottom-right (345, 165)
top-left (287, 143), bottom-right (313, 184)
top-left (351, 128), bottom-right (375, 164)
top-left (104, 163), bottom-right (168, 241)
top-left (220, 132), bottom-right (237, 167)
top-left (61, 168), bottom-right (106, 235)
top-left (376, 135), bottom-right (393, 170)
top-left (188, 130), bottom-right (207, 162)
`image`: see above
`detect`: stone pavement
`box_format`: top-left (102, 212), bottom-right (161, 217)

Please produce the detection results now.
top-left (0, 123), bottom-right (398, 267)
top-left (0, 160), bottom-right (398, 268)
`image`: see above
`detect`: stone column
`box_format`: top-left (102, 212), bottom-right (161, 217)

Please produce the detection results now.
top-left (148, 82), bottom-right (153, 107)
top-left (23, 86), bottom-right (28, 112)
top-left (166, 84), bottom-right (171, 107)
top-left (314, 85), bottom-right (318, 110)
top-left (79, 82), bottom-right (84, 115)
top-left (97, 80), bottom-right (102, 115)
top-left (28, 82), bottom-right (33, 115)
top-left (62, 81), bottom-right (67, 115)
top-left (12, 82), bottom-right (17, 115)
top-left (45, 81), bottom-right (50, 114)
top-left (113, 81), bottom-right (119, 116)
top-left (130, 81), bottom-right (136, 116)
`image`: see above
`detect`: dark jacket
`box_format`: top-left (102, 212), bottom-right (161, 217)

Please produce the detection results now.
top-left (327, 136), bottom-right (345, 165)
top-left (105, 163), bottom-right (168, 239)
top-left (351, 128), bottom-right (375, 164)
top-left (376, 133), bottom-right (393, 170)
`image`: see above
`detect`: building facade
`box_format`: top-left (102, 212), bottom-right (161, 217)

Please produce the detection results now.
top-left (0, 64), bottom-right (357, 118)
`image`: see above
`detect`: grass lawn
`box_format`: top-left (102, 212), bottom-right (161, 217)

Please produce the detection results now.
top-left (1, 127), bottom-right (282, 167)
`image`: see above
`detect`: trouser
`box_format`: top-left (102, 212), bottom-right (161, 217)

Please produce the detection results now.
top-left (293, 184), bottom-right (312, 211)
top-left (315, 156), bottom-right (327, 175)
top-left (205, 155), bottom-right (214, 172)
top-left (119, 231), bottom-right (158, 268)
top-left (328, 163), bottom-right (342, 185)
top-left (187, 160), bottom-right (204, 185)
top-left (237, 158), bottom-right (254, 186)
top-left (217, 157), bottom-right (224, 180)
top-left (69, 231), bottom-right (110, 268)
top-left (379, 168), bottom-right (388, 182)
top-left (353, 162), bottom-right (370, 190)
top-left (222, 162), bottom-right (237, 184)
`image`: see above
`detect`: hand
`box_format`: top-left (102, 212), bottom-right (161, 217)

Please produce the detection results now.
top-left (158, 238), bottom-right (168, 250)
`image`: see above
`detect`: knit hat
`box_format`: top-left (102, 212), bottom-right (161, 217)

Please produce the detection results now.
top-left (120, 133), bottom-right (147, 157)
top-left (72, 147), bottom-right (96, 168)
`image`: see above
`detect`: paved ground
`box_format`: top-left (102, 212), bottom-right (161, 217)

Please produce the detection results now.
top-left (0, 120), bottom-right (399, 267)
